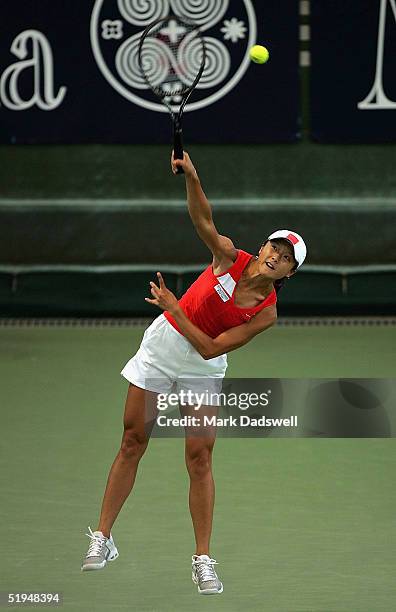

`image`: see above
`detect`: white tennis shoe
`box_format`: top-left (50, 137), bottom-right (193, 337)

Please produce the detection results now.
top-left (191, 554), bottom-right (223, 595)
top-left (81, 526), bottom-right (119, 571)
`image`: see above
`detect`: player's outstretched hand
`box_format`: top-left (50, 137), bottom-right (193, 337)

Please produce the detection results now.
top-left (145, 272), bottom-right (179, 313)
top-left (171, 151), bottom-right (197, 177)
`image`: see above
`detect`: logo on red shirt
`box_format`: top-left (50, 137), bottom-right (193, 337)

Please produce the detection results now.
top-left (214, 284), bottom-right (230, 302)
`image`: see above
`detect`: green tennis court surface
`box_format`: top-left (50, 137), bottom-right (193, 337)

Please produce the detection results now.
top-left (1, 323), bottom-right (395, 611)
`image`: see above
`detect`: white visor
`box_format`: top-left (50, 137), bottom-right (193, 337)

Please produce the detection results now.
top-left (267, 230), bottom-right (307, 268)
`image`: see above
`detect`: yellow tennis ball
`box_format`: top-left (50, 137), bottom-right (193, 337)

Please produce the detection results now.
top-left (249, 45), bottom-right (269, 64)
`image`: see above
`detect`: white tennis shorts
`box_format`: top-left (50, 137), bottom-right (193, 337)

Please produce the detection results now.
top-left (121, 313), bottom-right (227, 405)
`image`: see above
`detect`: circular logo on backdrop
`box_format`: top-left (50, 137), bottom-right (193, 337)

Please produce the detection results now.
top-left (90, 0), bottom-right (257, 112)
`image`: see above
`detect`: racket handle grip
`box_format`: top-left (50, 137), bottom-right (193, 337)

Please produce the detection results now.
top-left (173, 126), bottom-right (184, 175)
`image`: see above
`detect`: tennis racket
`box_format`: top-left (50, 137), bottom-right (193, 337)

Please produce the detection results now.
top-left (138, 15), bottom-right (206, 174)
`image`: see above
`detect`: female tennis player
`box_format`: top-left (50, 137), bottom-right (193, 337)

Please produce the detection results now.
top-left (81, 152), bottom-right (307, 596)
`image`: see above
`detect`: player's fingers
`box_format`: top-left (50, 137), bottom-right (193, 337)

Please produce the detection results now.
top-left (171, 154), bottom-right (180, 174)
top-left (144, 297), bottom-right (158, 304)
top-left (157, 272), bottom-right (165, 287)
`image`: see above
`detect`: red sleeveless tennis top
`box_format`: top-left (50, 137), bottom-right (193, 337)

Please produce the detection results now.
top-left (164, 249), bottom-right (277, 338)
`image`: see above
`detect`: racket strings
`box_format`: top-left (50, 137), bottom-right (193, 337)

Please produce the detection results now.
top-left (139, 17), bottom-right (204, 98)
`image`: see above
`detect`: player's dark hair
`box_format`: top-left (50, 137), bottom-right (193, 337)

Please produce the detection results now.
top-left (273, 276), bottom-right (294, 294)
top-left (260, 239), bottom-right (298, 295)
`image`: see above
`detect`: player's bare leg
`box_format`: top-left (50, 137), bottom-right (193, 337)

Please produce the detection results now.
top-left (185, 434), bottom-right (216, 555)
top-left (183, 405), bottom-right (223, 594)
top-left (97, 384), bottom-right (158, 536)
top-left (81, 384), bottom-right (158, 571)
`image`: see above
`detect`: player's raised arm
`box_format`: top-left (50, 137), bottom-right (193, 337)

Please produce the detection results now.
top-left (171, 151), bottom-right (238, 267)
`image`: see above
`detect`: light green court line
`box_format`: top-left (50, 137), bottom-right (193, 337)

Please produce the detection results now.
top-left (1, 197), bottom-right (395, 210)
top-left (1, 264), bottom-right (396, 274)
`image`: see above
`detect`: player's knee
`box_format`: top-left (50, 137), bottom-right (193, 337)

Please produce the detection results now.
top-left (120, 428), bottom-right (148, 461)
top-left (185, 445), bottom-right (213, 479)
